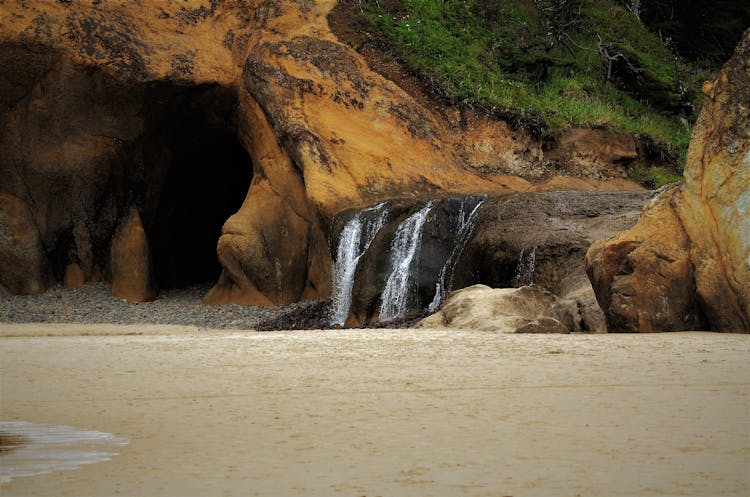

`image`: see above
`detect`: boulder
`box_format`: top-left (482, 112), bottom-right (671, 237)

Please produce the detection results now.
top-left (586, 187), bottom-right (706, 332)
top-left (418, 284), bottom-right (573, 333)
top-left (586, 29), bottom-right (750, 332)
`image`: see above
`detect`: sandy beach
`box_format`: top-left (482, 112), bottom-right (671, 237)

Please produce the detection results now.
top-left (1, 324), bottom-right (748, 496)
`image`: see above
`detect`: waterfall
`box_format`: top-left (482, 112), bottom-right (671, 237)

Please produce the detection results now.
top-left (512, 245), bottom-right (537, 287)
top-left (427, 197), bottom-right (484, 313)
top-left (330, 202), bottom-right (389, 326)
top-left (329, 195), bottom-right (486, 326)
top-left (379, 201), bottom-right (434, 322)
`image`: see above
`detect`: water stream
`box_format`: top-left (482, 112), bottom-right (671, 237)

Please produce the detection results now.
top-left (379, 202), bottom-right (435, 322)
top-left (512, 245), bottom-right (537, 287)
top-left (330, 196), bottom-right (485, 325)
top-left (330, 202), bottom-right (389, 326)
top-left (428, 197), bottom-right (484, 313)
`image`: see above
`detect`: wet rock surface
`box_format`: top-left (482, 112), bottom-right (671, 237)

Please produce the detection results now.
top-left (338, 196), bottom-right (484, 326)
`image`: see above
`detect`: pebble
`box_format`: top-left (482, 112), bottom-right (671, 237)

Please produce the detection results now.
top-left (0, 283), bottom-right (325, 330)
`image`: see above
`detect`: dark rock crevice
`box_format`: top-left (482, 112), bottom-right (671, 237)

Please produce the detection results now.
top-left (137, 83), bottom-right (253, 289)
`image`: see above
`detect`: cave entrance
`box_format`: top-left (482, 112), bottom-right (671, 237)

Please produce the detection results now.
top-left (141, 83), bottom-right (252, 289)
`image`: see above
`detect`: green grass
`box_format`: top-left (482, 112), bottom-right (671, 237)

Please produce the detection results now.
top-left (359, 0), bottom-right (709, 173)
top-left (627, 164), bottom-right (683, 188)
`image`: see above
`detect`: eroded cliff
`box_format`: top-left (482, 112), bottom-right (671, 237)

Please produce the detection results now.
top-left (586, 29), bottom-right (750, 332)
top-left (0, 0), bottom-right (653, 309)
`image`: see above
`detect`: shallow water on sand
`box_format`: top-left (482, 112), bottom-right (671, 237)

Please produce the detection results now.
top-left (0, 421), bottom-right (127, 483)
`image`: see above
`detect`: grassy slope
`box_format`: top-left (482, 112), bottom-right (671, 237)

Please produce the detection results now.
top-left (354, 0), bottom-right (716, 185)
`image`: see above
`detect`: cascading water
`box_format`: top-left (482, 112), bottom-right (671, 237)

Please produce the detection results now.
top-left (330, 202), bottom-right (389, 326)
top-left (378, 201), bottom-right (434, 322)
top-left (329, 196), bottom-right (486, 326)
top-left (427, 197), bottom-right (484, 313)
top-left (512, 244), bottom-right (537, 287)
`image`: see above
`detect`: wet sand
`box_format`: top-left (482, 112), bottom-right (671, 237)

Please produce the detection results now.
top-left (1, 324), bottom-right (748, 496)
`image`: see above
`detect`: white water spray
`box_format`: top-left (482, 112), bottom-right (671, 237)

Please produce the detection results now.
top-left (512, 244), bottom-right (537, 287)
top-left (330, 202), bottom-right (389, 326)
top-left (428, 198), bottom-right (484, 313)
top-left (379, 201), bottom-right (434, 322)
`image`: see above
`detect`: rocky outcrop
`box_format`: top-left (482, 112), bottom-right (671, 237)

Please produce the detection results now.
top-left (332, 190), bottom-right (648, 329)
top-left (544, 128), bottom-right (638, 179)
top-left (0, 46), bottom-right (252, 298)
top-left (0, 0), bottom-right (669, 308)
top-left (586, 29), bottom-right (750, 332)
top-left (0, 0), bottom-right (501, 304)
top-left (586, 187), bottom-right (706, 332)
top-left (0, 2), bottom-right (257, 299)
top-left (452, 190), bottom-right (651, 332)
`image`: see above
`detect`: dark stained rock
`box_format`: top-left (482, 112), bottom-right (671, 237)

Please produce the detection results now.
top-left (0, 193), bottom-right (46, 294)
top-left (255, 300), bottom-right (332, 331)
top-left (449, 190), bottom-right (651, 332)
top-left (343, 196), bottom-right (484, 326)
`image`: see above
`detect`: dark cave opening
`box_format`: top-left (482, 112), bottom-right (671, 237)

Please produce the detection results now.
top-left (140, 83), bottom-right (253, 289)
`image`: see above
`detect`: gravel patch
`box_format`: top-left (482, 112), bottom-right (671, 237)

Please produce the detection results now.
top-left (0, 283), bottom-right (332, 330)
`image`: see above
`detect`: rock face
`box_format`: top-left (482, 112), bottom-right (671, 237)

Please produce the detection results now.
top-left (544, 129), bottom-right (638, 179)
top-left (332, 190), bottom-right (648, 329)
top-left (453, 190), bottom-right (651, 332)
top-left (339, 196), bottom-right (485, 326)
top-left (0, 193), bottom-right (45, 294)
top-left (0, 0), bottom-right (673, 308)
top-left (586, 29), bottom-right (750, 332)
top-left (0, 0), bottom-right (501, 304)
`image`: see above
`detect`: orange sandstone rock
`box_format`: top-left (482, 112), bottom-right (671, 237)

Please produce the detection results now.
top-left (0, 0), bottom-right (683, 308)
top-left (586, 188), bottom-right (705, 332)
top-left (587, 29), bottom-right (750, 332)
top-left (63, 263), bottom-right (85, 289)
top-left (110, 208), bottom-right (156, 303)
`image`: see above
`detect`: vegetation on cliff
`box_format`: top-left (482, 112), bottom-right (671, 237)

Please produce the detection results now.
top-left (339, 0), bottom-right (748, 184)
